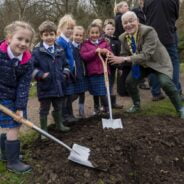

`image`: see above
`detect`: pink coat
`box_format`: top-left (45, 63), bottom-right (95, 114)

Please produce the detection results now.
top-left (80, 39), bottom-right (111, 76)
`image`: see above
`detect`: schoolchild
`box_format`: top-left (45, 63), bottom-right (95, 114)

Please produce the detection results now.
top-left (114, 1), bottom-right (129, 38)
top-left (0, 21), bottom-right (34, 173)
top-left (56, 14), bottom-right (78, 123)
top-left (32, 20), bottom-right (70, 134)
top-left (114, 1), bottom-right (130, 97)
top-left (72, 26), bottom-right (88, 118)
top-left (80, 23), bottom-right (111, 115)
top-left (103, 19), bottom-right (122, 109)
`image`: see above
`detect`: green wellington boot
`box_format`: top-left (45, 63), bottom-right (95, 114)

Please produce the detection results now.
top-left (40, 116), bottom-right (48, 139)
top-left (52, 111), bottom-right (70, 132)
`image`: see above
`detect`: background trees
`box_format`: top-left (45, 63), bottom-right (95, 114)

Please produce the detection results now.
top-left (0, 0), bottom-right (183, 60)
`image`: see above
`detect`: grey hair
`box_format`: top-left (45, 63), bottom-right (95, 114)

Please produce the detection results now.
top-left (121, 11), bottom-right (138, 23)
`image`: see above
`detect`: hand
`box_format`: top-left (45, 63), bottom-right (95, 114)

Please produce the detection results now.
top-left (42, 72), bottom-right (49, 79)
top-left (16, 110), bottom-right (23, 118)
top-left (96, 48), bottom-right (101, 53)
top-left (108, 55), bottom-right (131, 65)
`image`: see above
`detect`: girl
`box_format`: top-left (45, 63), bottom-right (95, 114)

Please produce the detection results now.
top-left (80, 23), bottom-right (111, 115)
top-left (56, 14), bottom-right (78, 124)
top-left (0, 21), bottom-right (34, 173)
top-left (72, 26), bottom-right (88, 118)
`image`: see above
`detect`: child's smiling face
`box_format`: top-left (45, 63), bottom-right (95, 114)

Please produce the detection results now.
top-left (89, 27), bottom-right (100, 42)
top-left (7, 28), bottom-right (32, 56)
top-left (41, 31), bottom-right (56, 46)
top-left (73, 29), bottom-right (84, 44)
top-left (62, 24), bottom-right (74, 38)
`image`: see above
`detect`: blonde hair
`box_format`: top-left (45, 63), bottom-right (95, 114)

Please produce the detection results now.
top-left (114, 1), bottom-right (128, 15)
top-left (57, 14), bottom-right (76, 35)
top-left (74, 26), bottom-right (85, 34)
top-left (4, 21), bottom-right (35, 42)
top-left (104, 19), bottom-right (115, 27)
top-left (91, 19), bottom-right (103, 28)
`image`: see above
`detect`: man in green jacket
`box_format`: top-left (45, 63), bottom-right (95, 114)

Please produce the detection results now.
top-left (108, 11), bottom-right (184, 119)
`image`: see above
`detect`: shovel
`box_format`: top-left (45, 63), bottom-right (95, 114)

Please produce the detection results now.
top-left (0, 104), bottom-right (94, 168)
top-left (98, 52), bottom-right (123, 129)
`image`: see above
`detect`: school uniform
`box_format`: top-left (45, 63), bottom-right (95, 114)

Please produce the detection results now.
top-left (0, 41), bottom-right (33, 128)
top-left (72, 41), bottom-right (88, 94)
top-left (32, 41), bottom-right (70, 131)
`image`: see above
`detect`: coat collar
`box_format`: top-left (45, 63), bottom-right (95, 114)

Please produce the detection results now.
top-left (0, 40), bottom-right (31, 64)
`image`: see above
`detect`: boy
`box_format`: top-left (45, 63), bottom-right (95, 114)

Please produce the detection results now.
top-left (103, 19), bottom-right (122, 109)
top-left (32, 20), bottom-right (71, 136)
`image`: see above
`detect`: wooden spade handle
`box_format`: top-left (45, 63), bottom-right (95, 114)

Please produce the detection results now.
top-left (0, 104), bottom-right (33, 128)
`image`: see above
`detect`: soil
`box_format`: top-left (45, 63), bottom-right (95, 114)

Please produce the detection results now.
top-left (26, 113), bottom-right (184, 184)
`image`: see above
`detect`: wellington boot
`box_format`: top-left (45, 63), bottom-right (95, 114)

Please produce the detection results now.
top-left (6, 140), bottom-right (31, 173)
top-left (0, 134), bottom-right (6, 161)
top-left (52, 111), bottom-right (70, 132)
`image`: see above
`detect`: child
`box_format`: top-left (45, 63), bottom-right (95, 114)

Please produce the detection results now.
top-left (114, 1), bottom-right (130, 97)
top-left (32, 20), bottom-right (70, 134)
top-left (103, 19), bottom-right (122, 109)
top-left (114, 1), bottom-right (129, 38)
top-left (0, 21), bottom-right (34, 173)
top-left (56, 14), bottom-right (78, 124)
top-left (80, 23), bottom-right (111, 115)
top-left (72, 26), bottom-right (88, 118)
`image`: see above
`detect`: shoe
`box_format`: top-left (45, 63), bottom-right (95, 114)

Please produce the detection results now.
top-left (178, 107), bottom-right (184, 119)
top-left (126, 105), bottom-right (141, 113)
top-left (93, 107), bottom-right (101, 116)
top-left (180, 93), bottom-right (184, 102)
top-left (139, 83), bottom-right (150, 90)
top-left (52, 111), bottom-right (71, 132)
top-left (152, 94), bottom-right (165, 101)
top-left (6, 140), bottom-right (31, 173)
top-left (111, 95), bottom-right (123, 109)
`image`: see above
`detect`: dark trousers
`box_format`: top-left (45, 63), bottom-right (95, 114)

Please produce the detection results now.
top-left (117, 66), bottom-right (131, 96)
top-left (149, 41), bottom-right (181, 96)
top-left (126, 67), bottom-right (182, 111)
top-left (39, 97), bottom-right (63, 116)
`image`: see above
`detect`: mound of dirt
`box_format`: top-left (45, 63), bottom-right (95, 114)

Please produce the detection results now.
top-left (26, 114), bottom-right (184, 184)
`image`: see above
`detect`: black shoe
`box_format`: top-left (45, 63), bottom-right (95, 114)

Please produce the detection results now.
top-left (6, 140), bottom-right (31, 173)
top-left (152, 93), bottom-right (165, 101)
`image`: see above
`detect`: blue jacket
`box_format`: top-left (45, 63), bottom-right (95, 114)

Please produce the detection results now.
top-left (32, 42), bottom-right (70, 100)
top-left (0, 41), bottom-right (33, 110)
top-left (56, 36), bottom-right (75, 72)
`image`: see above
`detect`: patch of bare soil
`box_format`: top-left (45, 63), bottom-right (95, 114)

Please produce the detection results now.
top-left (26, 114), bottom-right (184, 184)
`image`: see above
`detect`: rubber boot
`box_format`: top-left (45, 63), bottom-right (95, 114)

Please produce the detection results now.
top-left (111, 95), bottom-right (123, 109)
top-left (0, 134), bottom-right (6, 161)
top-left (40, 116), bottom-right (48, 139)
top-left (40, 116), bottom-right (48, 131)
top-left (52, 111), bottom-right (70, 132)
top-left (5, 140), bottom-right (31, 173)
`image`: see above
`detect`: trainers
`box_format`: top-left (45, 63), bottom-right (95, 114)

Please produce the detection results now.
top-left (126, 105), bottom-right (141, 113)
top-left (152, 94), bottom-right (165, 101)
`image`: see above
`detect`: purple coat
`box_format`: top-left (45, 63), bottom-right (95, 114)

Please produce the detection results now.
top-left (80, 39), bottom-right (111, 76)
